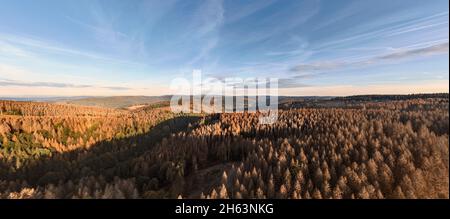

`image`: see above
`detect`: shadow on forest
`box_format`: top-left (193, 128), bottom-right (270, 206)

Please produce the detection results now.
top-left (0, 115), bottom-right (204, 188)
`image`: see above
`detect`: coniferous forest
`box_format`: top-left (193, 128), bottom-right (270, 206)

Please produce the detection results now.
top-left (0, 94), bottom-right (448, 199)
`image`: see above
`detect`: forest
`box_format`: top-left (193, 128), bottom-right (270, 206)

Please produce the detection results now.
top-left (0, 94), bottom-right (448, 199)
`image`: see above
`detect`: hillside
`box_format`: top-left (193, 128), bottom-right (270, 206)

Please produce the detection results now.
top-left (0, 94), bottom-right (448, 199)
top-left (58, 96), bottom-right (172, 109)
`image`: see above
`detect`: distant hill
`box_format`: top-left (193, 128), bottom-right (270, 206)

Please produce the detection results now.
top-left (59, 96), bottom-right (172, 109)
top-left (60, 95), bottom-right (333, 109)
top-left (333, 93), bottom-right (449, 101)
top-left (2, 93), bottom-right (447, 109)
top-left (0, 96), bottom-right (90, 102)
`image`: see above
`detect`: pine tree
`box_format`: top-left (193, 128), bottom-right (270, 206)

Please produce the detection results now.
top-left (332, 186), bottom-right (343, 199)
top-left (312, 189), bottom-right (322, 199)
top-left (391, 186), bottom-right (405, 199)
top-left (219, 184), bottom-right (229, 199)
top-left (256, 187), bottom-right (265, 199)
top-left (210, 189), bottom-right (218, 199)
top-left (278, 185), bottom-right (288, 199)
top-left (221, 171), bottom-right (228, 185)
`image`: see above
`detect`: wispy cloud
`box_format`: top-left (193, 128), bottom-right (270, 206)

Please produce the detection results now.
top-left (291, 42), bottom-right (449, 73)
top-left (193, 0), bottom-right (224, 37)
top-left (291, 61), bottom-right (343, 73)
top-left (0, 33), bottom-right (153, 87)
top-left (101, 86), bottom-right (132, 91)
top-left (0, 79), bottom-right (131, 90)
top-left (227, 0), bottom-right (320, 47)
top-left (0, 40), bottom-right (29, 57)
top-left (65, 15), bottom-right (129, 46)
top-left (186, 0), bottom-right (224, 66)
top-left (0, 80), bottom-right (92, 88)
top-left (278, 78), bottom-right (311, 88)
top-left (187, 37), bottom-right (219, 65)
top-left (224, 0), bottom-right (276, 24)
top-left (377, 42), bottom-right (449, 60)
top-left (0, 33), bottom-right (142, 67)
top-left (314, 11), bottom-right (449, 50)
top-left (1, 33), bottom-right (103, 60)
top-left (0, 80), bottom-right (91, 88)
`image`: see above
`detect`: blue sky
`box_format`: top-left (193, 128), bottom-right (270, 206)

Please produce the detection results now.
top-left (0, 0), bottom-right (448, 96)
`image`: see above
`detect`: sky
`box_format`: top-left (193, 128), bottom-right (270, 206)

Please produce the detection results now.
top-left (0, 0), bottom-right (448, 96)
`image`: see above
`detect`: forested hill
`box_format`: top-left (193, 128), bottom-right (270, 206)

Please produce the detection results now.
top-left (0, 96), bottom-right (448, 199)
top-left (58, 96), bottom-right (172, 109)
top-left (333, 93), bottom-right (449, 101)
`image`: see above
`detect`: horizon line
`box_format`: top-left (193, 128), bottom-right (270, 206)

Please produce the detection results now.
top-left (1, 92), bottom-right (448, 99)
